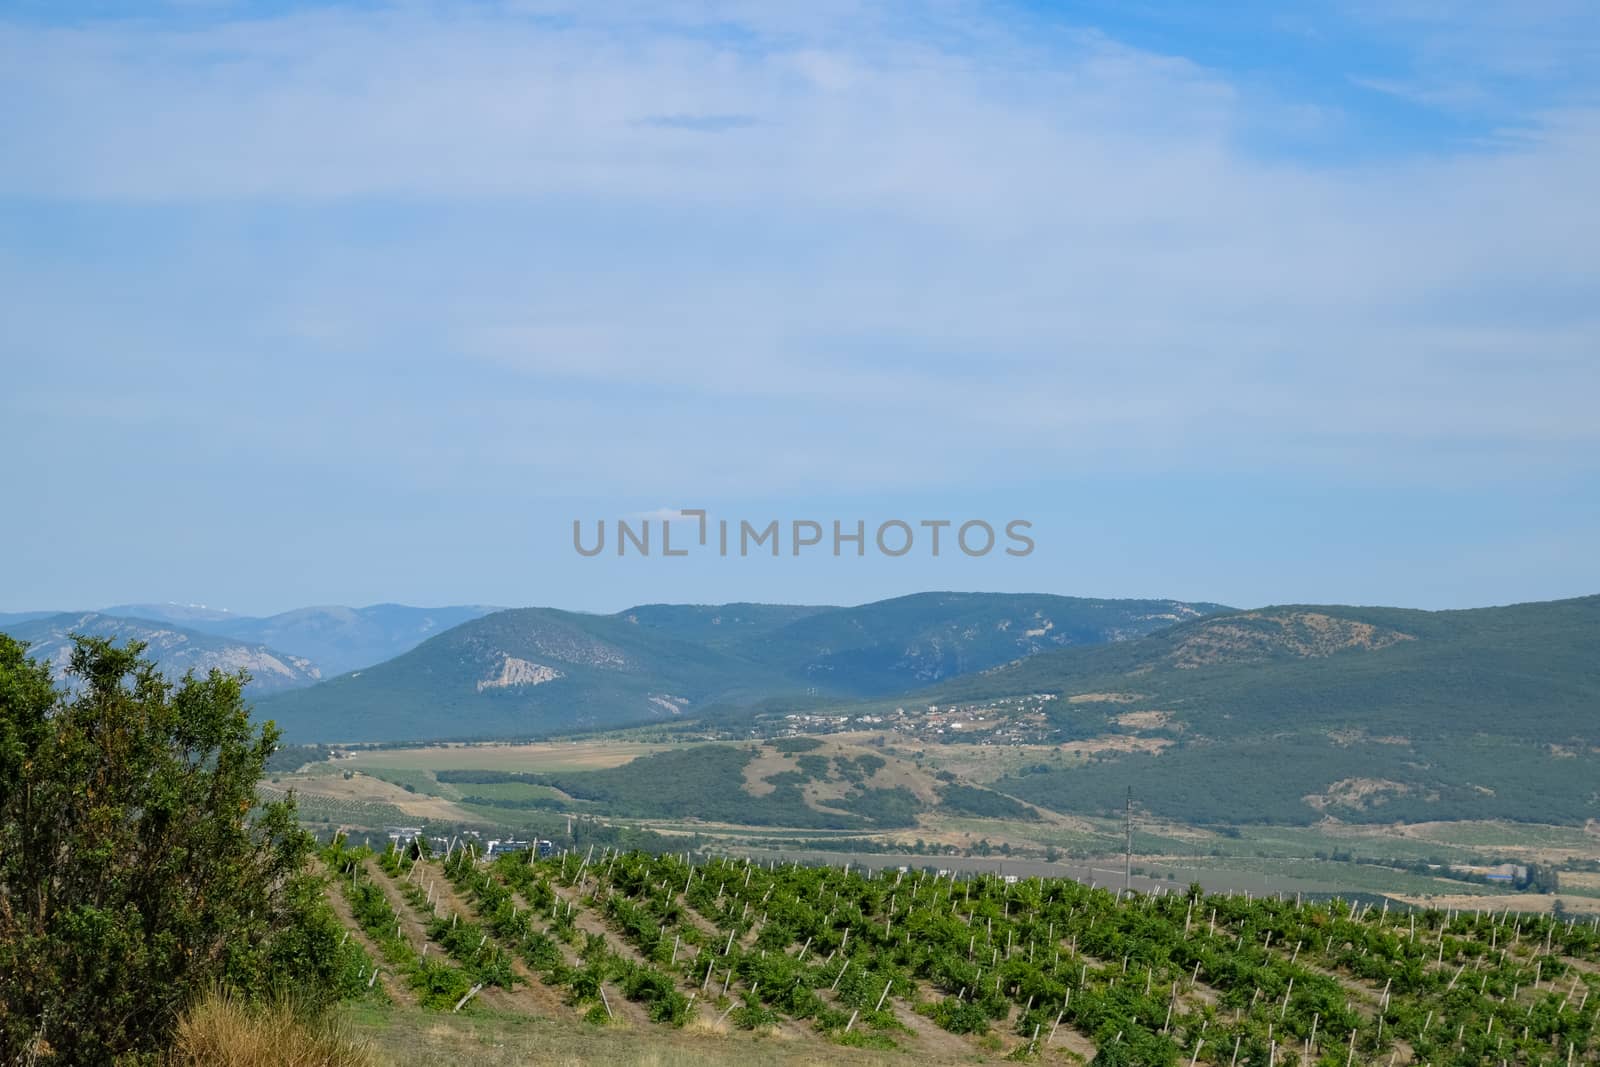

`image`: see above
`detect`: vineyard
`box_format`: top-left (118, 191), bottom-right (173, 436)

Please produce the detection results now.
top-left (314, 837), bottom-right (1600, 1066)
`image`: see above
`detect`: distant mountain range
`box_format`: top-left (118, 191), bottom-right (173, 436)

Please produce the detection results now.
top-left (4, 612), bottom-right (323, 694)
top-left (1, 603), bottom-right (501, 690)
top-left (0, 611), bottom-right (60, 628)
top-left (19, 592), bottom-right (1597, 831)
top-left (102, 602), bottom-right (242, 625)
top-left (99, 602), bottom-right (502, 676)
top-left (254, 593), bottom-right (1228, 742)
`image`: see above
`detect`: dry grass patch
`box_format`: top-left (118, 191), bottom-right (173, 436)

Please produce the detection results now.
top-left (171, 995), bottom-right (374, 1067)
top-left (741, 746), bottom-right (797, 797)
top-left (1386, 893), bottom-right (1600, 916)
top-left (1558, 871), bottom-right (1600, 891)
top-left (351, 1005), bottom-right (912, 1067)
top-left (271, 771), bottom-right (474, 823)
top-left (1302, 777), bottom-right (1412, 812)
top-left (1057, 735), bottom-right (1174, 756)
top-left (341, 741), bottom-right (668, 774)
top-left (1111, 710), bottom-right (1173, 730)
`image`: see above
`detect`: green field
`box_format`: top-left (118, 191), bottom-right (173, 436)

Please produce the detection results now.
top-left (452, 780), bottom-right (570, 802)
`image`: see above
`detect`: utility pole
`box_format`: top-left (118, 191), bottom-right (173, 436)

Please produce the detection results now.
top-left (1124, 786), bottom-right (1134, 892)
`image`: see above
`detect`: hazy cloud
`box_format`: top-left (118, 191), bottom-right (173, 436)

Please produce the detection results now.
top-left (635, 113), bottom-right (761, 132)
top-left (1, 1), bottom-right (1595, 495)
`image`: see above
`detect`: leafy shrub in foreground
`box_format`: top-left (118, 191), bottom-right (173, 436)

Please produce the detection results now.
top-left (0, 635), bottom-right (351, 1064)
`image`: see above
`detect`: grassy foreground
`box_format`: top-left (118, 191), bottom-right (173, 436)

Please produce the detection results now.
top-left (342, 1003), bottom-right (922, 1066)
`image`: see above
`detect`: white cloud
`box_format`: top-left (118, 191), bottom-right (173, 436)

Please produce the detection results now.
top-left (0, 1), bottom-right (1595, 498)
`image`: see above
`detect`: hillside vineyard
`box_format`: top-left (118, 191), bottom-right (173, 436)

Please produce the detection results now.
top-left (320, 836), bottom-right (1600, 1065)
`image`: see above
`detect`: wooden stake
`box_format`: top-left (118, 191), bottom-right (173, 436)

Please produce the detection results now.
top-left (452, 983), bottom-right (484, 1013)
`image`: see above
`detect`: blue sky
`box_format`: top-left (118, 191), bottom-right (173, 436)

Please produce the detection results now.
top-left (2, 1), bottom-right (1596, 615)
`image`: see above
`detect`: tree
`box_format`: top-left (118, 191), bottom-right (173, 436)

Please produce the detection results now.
top-left (0, 634), bottom-right (339, 1064)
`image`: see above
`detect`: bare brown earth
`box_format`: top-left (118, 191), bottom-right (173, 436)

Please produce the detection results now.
top-left (1558, 871), bottom-right (1600, 891)
top-left (340, 741), bottom-right (668, 774)
top-left (1327, 730), bottom-right (1412, 746)
top-left (350, 1004), bottom-right (983, 1066)
top-left (740, 748), bottom-right (789, 797)
top-left (361, 858), bottom-right (434, 957)
top-left (1056, 735), bottom-right (1173, 756)
top-left (1386, 893), bottom-right (1600, 916)
top-left (1110, 710), bottom-right (1173, 730)
top-left (405, 858), bottom-right (574, 1019)
top-left (275, 772), bottom-right (478, 823)
top-left (321, 867), bottom-right (415, 1008)
top-left (1386, 821), bottom-right (1600, 866)
top-left (361, 857), bottom-right (552, 1018)
top-left (1303, 778), bottom-right (1414, 813)
top-left (898, 981), bottom-right (1005, 1062)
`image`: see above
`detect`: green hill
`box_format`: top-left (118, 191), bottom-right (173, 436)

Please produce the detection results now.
top-left (892, 596), bottom-right (1600, 826)
top-left (253, 593), bottom-right (1225, 742)
top-left (735, 591), bottom-right (1225, 694)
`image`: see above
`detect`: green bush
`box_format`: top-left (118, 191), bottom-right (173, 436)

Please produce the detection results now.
top-left (0, 635), bottom-right (347, 1063)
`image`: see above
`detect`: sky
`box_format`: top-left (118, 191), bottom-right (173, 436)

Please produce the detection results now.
top-left (2, 0), bottom-right (1597, 616)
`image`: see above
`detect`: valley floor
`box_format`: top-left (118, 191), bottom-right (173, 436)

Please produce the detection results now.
top-left (272, 736), bottom-right (1600, 907)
